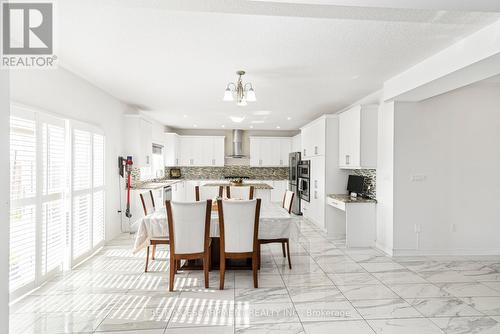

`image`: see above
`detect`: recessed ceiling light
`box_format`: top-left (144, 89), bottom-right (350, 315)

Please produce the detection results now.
top-left (287, 117), bottom-right (292, 120)
top-left (183, 114), bottom-right (188, 118)
top-left (276, 125), bottom-right (281, 129)
top-left (251, 120), bottom-right (265, 124)
top-left (249, 125), bottom-right (254, 129)
top-left (193, 124), bottom-right (198, 128)
top-left (230, 116), bottom-right (246, 123)
top-left (221, 125), bottom-right (225, 128)
top-left (253, 110), bottom-right (271, 116)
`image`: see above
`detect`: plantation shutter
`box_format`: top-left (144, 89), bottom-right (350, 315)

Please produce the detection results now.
top-left (92, 134), bottom-right (105, 246)
top-left (9, 115), bottom-right (37, 292)
top-left (72, 129), bottom-right (92, 259)
top-left (41, 119), bottom-right (66, 276)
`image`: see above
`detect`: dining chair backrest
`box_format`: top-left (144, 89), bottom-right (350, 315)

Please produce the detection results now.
top-left (282, 190), bottom-right (295, 214)
top-left (227, 186), bottom-right (254, 200)
top-left (140, 190), bottom-right (155, 215)
top-left (166, 200), bottom-right (211, 254)
top-left (195, 185), bottom-right (223, 201)
top-left (218, 199), bottom-right (261, 253)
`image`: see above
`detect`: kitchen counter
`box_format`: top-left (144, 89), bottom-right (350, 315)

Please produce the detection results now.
top-left (328, 194), bottom-right (377, 203)
top-left (130, 180), bottom-right (182, 190)
top-left (202, 182), bottom-right (274, 190)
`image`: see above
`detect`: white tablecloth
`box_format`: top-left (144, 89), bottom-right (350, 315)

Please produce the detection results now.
top-left (133, 203), bottom-right (295, 253)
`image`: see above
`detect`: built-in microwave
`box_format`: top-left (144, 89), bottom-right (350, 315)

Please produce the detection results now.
top-left (298, 177), bottom-right (310, 202)
top-left (298, 160), bottom-right (310, 179)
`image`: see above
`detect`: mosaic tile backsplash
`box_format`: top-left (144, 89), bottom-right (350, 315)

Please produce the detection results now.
top-left (165, 166), bottom-right (288, 180)
top-left (348, 169), bottom-right (376, 198)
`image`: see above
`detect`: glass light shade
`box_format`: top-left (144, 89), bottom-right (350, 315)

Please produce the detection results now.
top-left (223, 88), bottom-right (233, 101)
top-left (246, 88), bottom-right (256, 102)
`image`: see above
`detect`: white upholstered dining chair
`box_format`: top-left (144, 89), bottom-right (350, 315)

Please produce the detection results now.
top-left (165, 200), bottom-right (212, 291)
top-left (258, 190), bottom-right (294, 269)
top-left (226, 186), bottom-right (254, 200)
top-left (140, 190), bottom-right (169, 272)
top-left (195, 185), bottom-right (223, 201)
top-left (217, 199), bottom-right (261, 289)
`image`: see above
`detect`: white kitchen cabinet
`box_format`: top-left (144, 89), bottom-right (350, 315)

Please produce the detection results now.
top-left (211, 137), bottom-right (225, 166)
top-left (249, 137), bottom-right (292, 167)
top-left (291, 134), bottom-right (301, 153)
top-left (309, 155), bottom-right (326, 229)
top-left (179, 136), bottom-right (225, 167)
top-left (124, 115), bottom-right (153, 167)
top-left (164, 133), bottom-right (181, 166)
top-left (301, 118), bottom-right (325, 158)
top-left (338, 105), bottom-right (377, 169)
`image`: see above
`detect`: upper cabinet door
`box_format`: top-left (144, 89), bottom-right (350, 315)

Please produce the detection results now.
top-left (338, 105), bottom-right (377, 169)
top-left (212, 137), bottom-right (225, 166)
top-left (279, 138), bottom-right (291, 166)
top-left (301, 118), bottom-right (325, 158)
top-left (249, 137), bottom-right (261, 167)
top-left (180, 136), bottom-right (195, 166)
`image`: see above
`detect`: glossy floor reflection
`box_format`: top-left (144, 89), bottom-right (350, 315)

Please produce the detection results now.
top-left (9, 217), bottom-right (500, 334)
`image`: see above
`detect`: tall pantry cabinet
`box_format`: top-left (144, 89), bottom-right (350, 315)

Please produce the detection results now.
top-left (300, 115), bottom-right (346, 231)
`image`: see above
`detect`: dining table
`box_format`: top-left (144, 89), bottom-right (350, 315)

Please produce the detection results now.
top-left (133, 201), bottom-right (297, 269)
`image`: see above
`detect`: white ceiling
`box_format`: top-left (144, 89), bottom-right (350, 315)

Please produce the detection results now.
top-left (57, 0), bottom-right (499, 130)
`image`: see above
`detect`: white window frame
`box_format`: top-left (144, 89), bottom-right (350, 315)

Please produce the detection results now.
top-left (9, 103), bottom-right (106, 298)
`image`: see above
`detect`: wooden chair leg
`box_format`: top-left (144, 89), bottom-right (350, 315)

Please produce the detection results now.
top-left (152, 244), bottom-right (156, 260)
top-left (169, 254), bottom-right (175, 292)
top-left (203, 253), bottom-right (209, 289)
top-left (257, 243), bottom-right (261, 270)
top-left (286, 240), bottom-right (292, 269)
top-left (219, 254), bottom-right (226, 290)
top-left (144, 246), bottom-right (150, 273)
top-left (252, 253), bottom-right (258, 288)
top-left (208, 245), bottom-right (212, 271)
top-left (281, 242), bottom-right (286, 257)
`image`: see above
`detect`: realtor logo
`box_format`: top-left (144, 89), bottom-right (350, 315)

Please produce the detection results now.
top-left (1, 1), bottom-right (57, 68)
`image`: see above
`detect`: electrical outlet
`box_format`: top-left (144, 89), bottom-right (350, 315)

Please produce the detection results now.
top-left (410, 174), bottom-right (426, 182)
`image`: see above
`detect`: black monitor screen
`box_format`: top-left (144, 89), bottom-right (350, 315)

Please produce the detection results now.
top-left (347, 175), bottom-right (365, 194)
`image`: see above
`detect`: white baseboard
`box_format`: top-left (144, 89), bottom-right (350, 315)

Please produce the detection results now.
top-left (391, 248), bottom-right (500, 256)
top-left (375, 242), bottom-right (394, 256)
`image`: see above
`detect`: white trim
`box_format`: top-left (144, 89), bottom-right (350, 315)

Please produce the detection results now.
top-left (392, 248), bottom-right (500, 257)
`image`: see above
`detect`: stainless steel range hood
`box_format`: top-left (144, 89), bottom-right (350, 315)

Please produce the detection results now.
top-left (230, 129), bottom-right (245, 158)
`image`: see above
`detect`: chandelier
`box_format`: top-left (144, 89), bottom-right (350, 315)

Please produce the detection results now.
top-left (223, 70), bottom-right (256, 106)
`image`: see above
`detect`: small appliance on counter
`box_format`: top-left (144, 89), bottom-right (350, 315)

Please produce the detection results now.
top-left (224, 175), bottom-right (249, 186)
top-left (169, 168), bottom-right (181, 179)
top-left (347, 174), bottom-right (366, 198)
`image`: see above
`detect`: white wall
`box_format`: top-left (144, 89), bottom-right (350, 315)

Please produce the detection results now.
top-left (10, 68), bottom-right (128, 241)
top-left (0, 66), bottom-right (10, 334)
top-left (393, 83), bottom-right (500, 255)
top-left (376, 102), bottom-right (395, 254)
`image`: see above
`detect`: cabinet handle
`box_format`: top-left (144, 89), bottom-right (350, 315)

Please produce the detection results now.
top-left (190, 159), bottom-right (194, 165)
top-left (303, 149), bottom-right (306, 157)
top-left (314, 180), bottom-right (318, 189)
top-left (259, 159), bottom-right (262, 166)
top-left (314, 191), bottom-right (318, 199)
top-left (314, 146), bottom-right (318, 155)
top-left (280, 159), bottom-right (283, 165)
top-left (175, 158), bottom-right (179, 166)
top-left (346, 155), bottom-right (350, 165)
top-left (146, 155), bottom-right (150, 164)
top-left (212, 159), bottom-right (215, 165)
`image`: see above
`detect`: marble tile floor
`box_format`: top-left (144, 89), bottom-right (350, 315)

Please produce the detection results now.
top-left (9, 217), bottom-right (500, 334)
